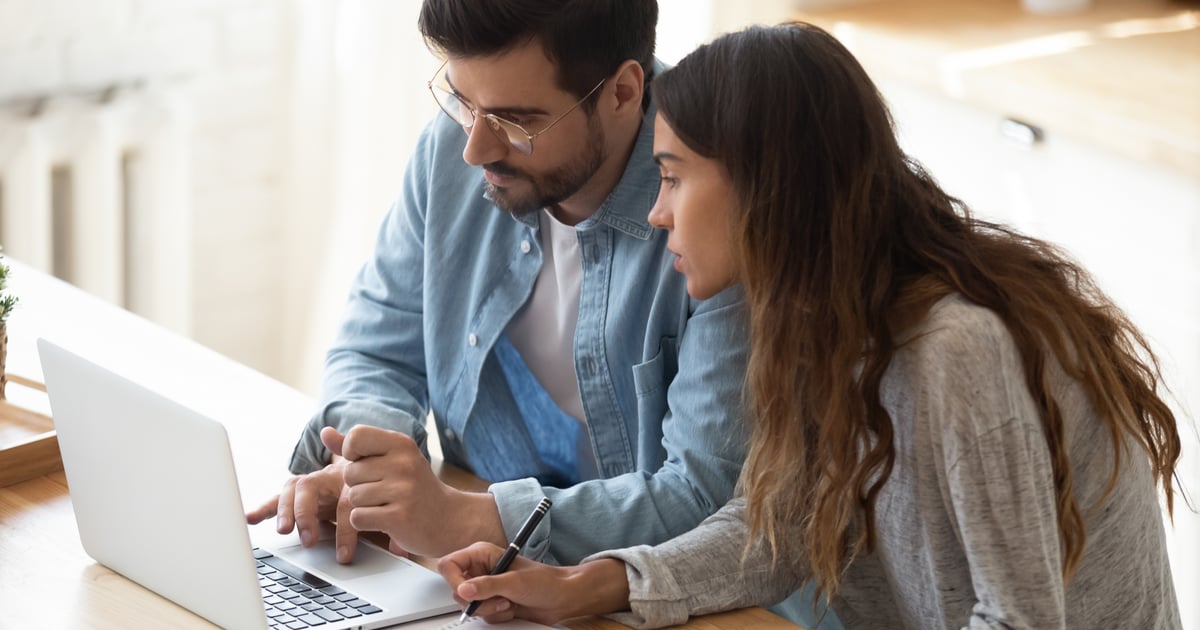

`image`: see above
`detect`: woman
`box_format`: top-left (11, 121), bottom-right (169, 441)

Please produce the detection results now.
top-left (436, 22), bottom-right (1183, 629)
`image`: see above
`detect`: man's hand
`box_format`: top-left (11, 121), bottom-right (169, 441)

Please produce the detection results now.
top-left (436, 542), bottom-right (631, 625)
top-left (245, 452), bottom-right (361, 563)
top-left (325, 425), bottom-right (506, 558)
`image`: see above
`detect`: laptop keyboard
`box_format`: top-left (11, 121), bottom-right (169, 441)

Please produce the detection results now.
top-left (254, 548), bottom-right (383, 628)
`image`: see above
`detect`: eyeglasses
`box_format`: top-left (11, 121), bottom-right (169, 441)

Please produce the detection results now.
top-left (427, 60), bottom-right (605, 156)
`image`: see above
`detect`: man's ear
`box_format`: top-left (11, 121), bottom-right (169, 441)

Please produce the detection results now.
top-left (607, 59), bottom-right (646, 117)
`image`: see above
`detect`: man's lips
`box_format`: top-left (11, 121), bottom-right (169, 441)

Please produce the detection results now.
top-left (483, 166), bottom-right (521, 186)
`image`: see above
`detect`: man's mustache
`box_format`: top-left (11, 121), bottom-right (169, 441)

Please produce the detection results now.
top-left (483, 162), bottom-right (526, 179)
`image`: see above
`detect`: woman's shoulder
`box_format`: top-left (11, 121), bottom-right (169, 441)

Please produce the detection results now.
top-left (902, 293), bottom-right (1016, 367)
top-left (887, 293), bottom-right (1036, 441)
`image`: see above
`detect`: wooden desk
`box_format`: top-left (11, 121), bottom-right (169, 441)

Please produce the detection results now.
top-left (0, 260), bottom-right (797, 629)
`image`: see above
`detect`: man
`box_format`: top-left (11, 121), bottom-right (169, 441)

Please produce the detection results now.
top-left (247, 0), bottom-right (748, 568)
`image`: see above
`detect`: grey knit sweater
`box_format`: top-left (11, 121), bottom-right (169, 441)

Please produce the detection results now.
top-left (590, 294), bottom-right (1180, 629)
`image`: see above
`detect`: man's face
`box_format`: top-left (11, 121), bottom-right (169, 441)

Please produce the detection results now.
top-left (441, 43), bottom-right (609, 216)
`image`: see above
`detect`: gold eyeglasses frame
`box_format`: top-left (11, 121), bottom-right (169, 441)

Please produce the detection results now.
top-left (427, 60), bottom-right (606, 156)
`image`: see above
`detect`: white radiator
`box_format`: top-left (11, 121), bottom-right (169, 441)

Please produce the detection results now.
top-left (0, 88), bottom-right (193, 334)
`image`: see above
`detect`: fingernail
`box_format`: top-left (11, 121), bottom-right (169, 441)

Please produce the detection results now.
top-left (300, 529), bottom-right (313, 546)
top-left (276, 516), bottom-right (285, 532)
top-left (337, 546), bottom-right (350, 562)
top-left (495, 599), bottom-right (510, 612)
top-left (459, 583), bottom-right (477, 599)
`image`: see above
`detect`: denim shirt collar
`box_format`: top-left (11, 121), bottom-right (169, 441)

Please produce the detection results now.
top-left (509, 101), bottom-right (661, 241)
top-left (577, 102), bottom-right (660, 239)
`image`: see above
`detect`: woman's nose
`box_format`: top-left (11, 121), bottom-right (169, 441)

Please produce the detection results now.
top-left (647, 199), bottom-right (671, 230)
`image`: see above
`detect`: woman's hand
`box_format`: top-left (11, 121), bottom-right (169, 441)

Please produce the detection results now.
top-left (437, 542), bottom-right (631, 625)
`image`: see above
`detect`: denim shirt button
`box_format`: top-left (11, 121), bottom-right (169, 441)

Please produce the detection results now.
top-left (468, 333), bottom-right (478, 347)
top-left (442, 427), bottom-right (457, 442)
top-left (520, 240), bottom-right (531, 254)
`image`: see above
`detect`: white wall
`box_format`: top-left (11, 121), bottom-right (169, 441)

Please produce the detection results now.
top-left (0, 0), bottom-right (292, 379)
top-left (277, 0), bottom-right (438, 396)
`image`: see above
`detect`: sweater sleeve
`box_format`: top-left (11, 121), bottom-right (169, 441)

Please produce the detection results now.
top-left (584, 498), bottom-right (805, 629)
top-left (944, 418), bottom-right (1067, 629)
top-left (918, 301), bottom-right (1068, 629)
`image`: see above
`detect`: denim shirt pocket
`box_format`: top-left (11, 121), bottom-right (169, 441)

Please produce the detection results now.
top-left (632, 336), bottom-right (679, 397)
top-left (631, 336), bottom-right (679, 452)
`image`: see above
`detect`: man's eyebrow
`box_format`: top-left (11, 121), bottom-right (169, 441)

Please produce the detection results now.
top-left (445, 74), bottom-right (551, 117)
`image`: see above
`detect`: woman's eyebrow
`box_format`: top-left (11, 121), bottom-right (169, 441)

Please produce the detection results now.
top-left (653, 152), bottom-right (682, 166)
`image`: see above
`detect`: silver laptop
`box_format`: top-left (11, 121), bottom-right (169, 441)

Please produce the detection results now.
top-left (37, 338), bottom-right (459, 630)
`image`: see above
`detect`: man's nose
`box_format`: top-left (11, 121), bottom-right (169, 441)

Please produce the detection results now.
top-left (462, 119), bottom-right (509, 166)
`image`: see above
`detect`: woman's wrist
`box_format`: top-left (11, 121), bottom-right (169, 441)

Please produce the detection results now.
top-left (563, 558), bottom-right (631, 618)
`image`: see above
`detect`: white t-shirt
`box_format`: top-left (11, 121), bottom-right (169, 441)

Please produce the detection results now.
top-left (506, 209), bottom-right (587, 424)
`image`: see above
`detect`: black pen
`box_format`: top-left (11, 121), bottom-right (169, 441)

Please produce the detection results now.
top-left (459, 497), bottom-right (552, 623)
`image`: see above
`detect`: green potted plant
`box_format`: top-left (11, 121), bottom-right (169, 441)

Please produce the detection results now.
top-left (0, 250), bottom-right (18, 400)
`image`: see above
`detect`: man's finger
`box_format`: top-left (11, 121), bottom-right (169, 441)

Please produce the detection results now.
top-left (320, 426), bottom-right (346, 458)
top-left (246, 494), bottom-right (280, 524)
top-left (339, 425), bottom-right (381, 462)
top-left (292, 476), bottom-right (322, 547)
top-left (334, 488), bottom-right (357, 564)
top-left (341, 425), bottom-right (418, 462)
top-left (277, 478), bottom-right (298, 534)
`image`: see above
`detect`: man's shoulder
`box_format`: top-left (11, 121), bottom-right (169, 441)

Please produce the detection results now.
top-left (414, 114), bottom-right (474, 175)
top-left (403, 115), bottom-right (492, 219)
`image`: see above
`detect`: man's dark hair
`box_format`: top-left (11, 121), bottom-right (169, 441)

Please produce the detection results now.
top-left (419, 0), bottom-right (658, 107)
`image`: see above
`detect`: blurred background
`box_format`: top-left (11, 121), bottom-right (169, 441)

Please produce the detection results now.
top-left (0, 0), bottom-right (1196, 626)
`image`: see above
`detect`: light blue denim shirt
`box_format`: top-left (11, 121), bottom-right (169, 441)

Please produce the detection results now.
top-left (288, 100), bottom-right (750, 566)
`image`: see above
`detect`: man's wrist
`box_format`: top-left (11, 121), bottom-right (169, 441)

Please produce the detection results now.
top-left (457, 490), bottom-right (508, 549)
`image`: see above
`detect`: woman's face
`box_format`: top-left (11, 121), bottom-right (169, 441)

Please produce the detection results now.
top-left (647, 114), bottom-right (738, 300)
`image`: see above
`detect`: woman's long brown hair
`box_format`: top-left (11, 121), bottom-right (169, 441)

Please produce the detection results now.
top-left (652, 22), bottom-right (1181, 604)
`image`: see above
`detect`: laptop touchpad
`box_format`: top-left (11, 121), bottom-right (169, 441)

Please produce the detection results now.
top-left (275, 538), bottom-right (407, 580)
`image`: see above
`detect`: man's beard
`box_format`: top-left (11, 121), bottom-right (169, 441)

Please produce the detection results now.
top-left (483, 117), bottom-right (607, 216)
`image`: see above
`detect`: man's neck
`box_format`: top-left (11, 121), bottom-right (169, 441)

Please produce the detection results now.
top-left (551, 118), bottom-right (644, 227)
top-left (546, 203), bottom-right (591, 227)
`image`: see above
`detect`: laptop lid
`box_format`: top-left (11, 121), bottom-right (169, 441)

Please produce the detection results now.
top-left (37, 338), bottom-right (458, 629)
